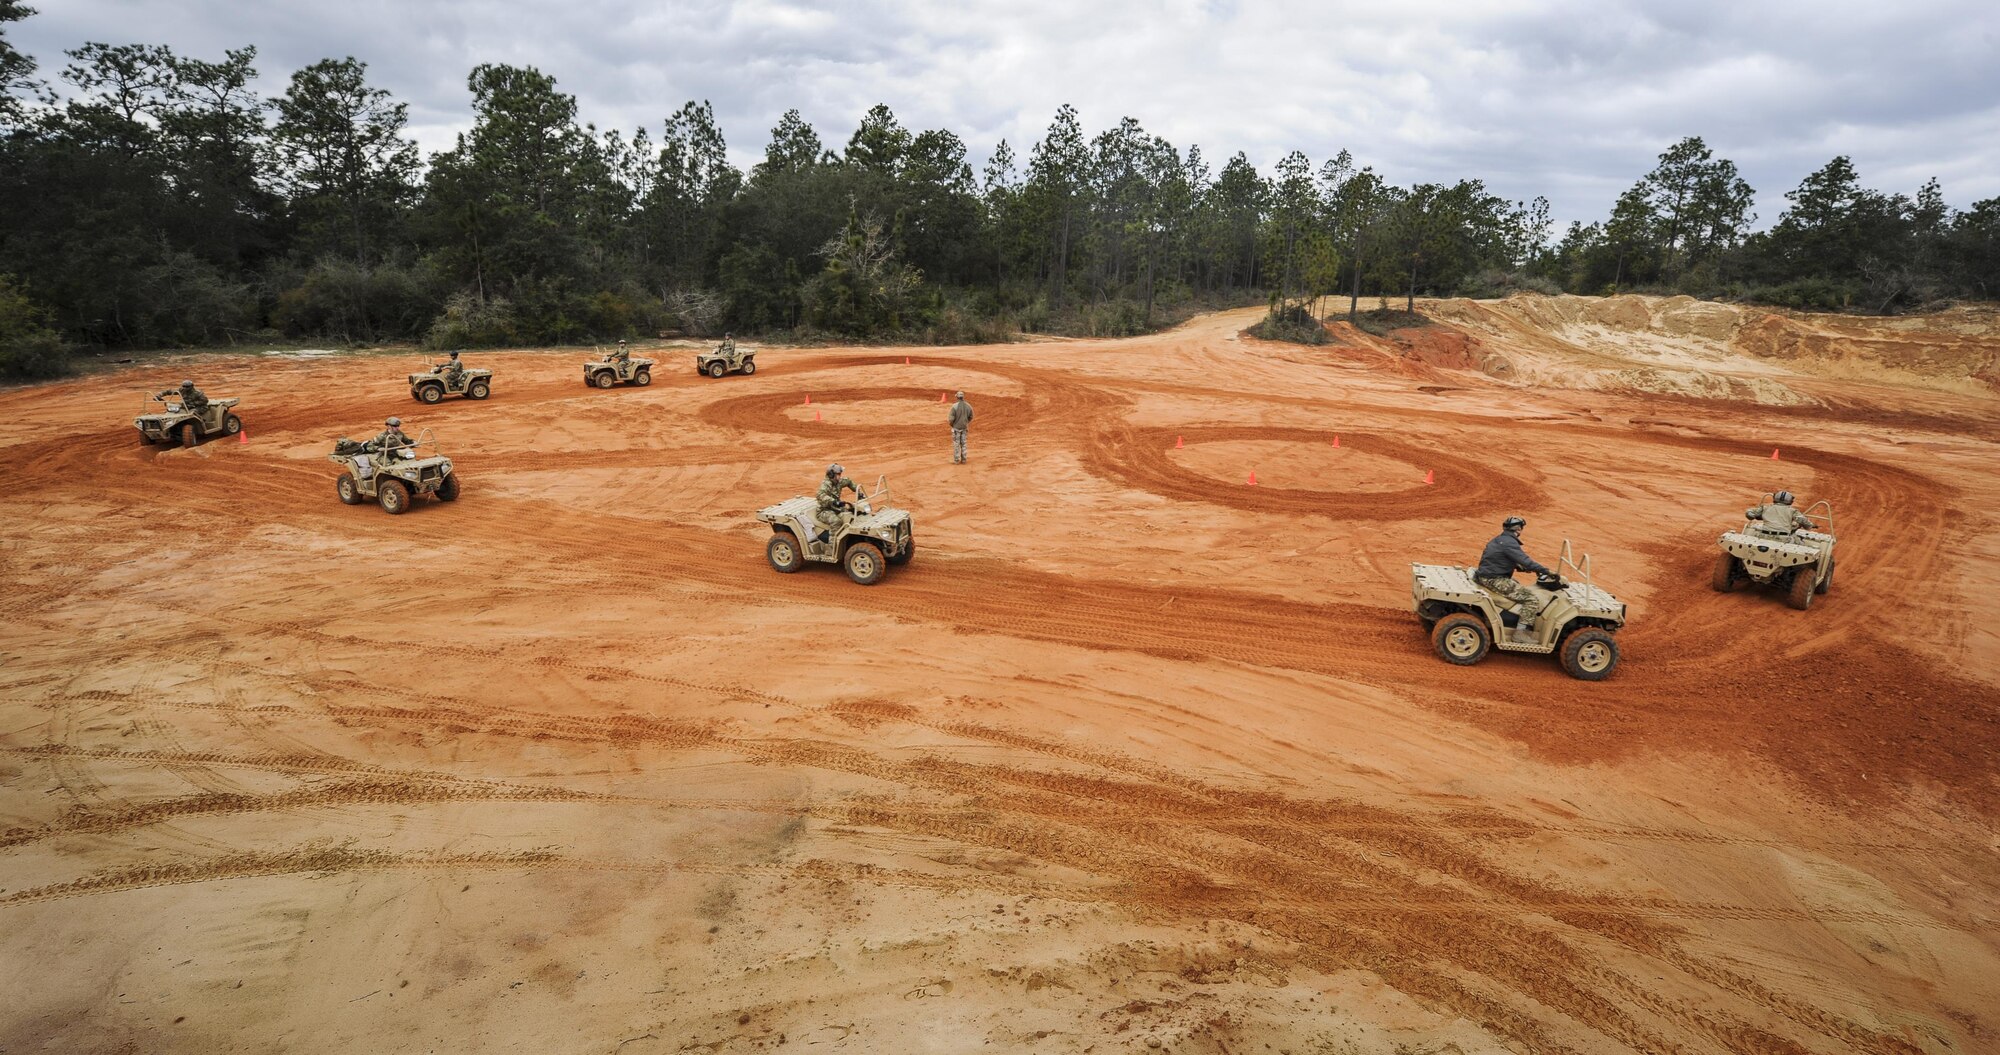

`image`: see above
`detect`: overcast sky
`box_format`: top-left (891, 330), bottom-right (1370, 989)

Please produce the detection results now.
top-left (12, 0), bottom-right (2000, 229)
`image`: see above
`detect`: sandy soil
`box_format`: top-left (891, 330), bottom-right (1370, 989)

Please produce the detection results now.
top-left (2, 295), bottom-right (1997, 1055)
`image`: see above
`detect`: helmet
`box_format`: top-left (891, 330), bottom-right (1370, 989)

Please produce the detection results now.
top-left (826, 463), bottom-right (844, 476)
top-left (180, 379), bottom-right (193, 387)
top-left (448, 350), bottom-right (460, 359)
top-left (386, 417), bottom-right (401, 427)
top-left (1774, 490), bottom-right (1794, 505)
top-left (954, 390), bottom-right (965, 399)
top-left (1502, 516), bottom-right (1526, 532)
top-left (617, 339), bottom-right (627, 345)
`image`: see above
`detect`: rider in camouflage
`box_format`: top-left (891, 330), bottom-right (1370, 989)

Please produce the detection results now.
top-left (160, 379), bottom-right (209, 410)
top-left (370, 416), bottom-right (415, 457)
top-left (1745, 491), bottom-right (1815, 534)
top-left (813, 463), bottom-right (861, 552)
top-left (437, 351), bottom-right (465, 385)
top-left (606, 340), bottom-right (632, 379)
top-left (718, 333), bottom-right (736, 357)
top-left (1475, 516), bottom-right (1553, 639)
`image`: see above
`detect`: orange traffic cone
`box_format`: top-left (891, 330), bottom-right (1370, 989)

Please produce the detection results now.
top-left (814, 409), bottom-right (822, 422)
top-left (1770, 448), bottom-right (1780, 460)
top-left (904, 355), bottom-right (910, 365)
top-left (938, 391), bottom-right (947, 403)
top-left (238, 427), bottom-right (247, 445)
top-left (1247, 470), bottom-right (1258, 486)
top-left (1331, 434), bottom-right (1340, 448)
top-left (804, 394), bottom-right (811, 405)
top-left (1423, 469), bottom-right (1434, 485)
top-left (1174, 435), bottom-right (1184, 449)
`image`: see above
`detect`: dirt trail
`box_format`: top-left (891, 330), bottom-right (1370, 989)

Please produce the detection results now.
top-left (3, 300), bottom-right (1997, 1055)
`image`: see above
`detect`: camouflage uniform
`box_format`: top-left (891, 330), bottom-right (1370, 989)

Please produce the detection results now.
top-left (1746, 502), bottom-right (1813, 534)
top-left (814, 473), bottom-right (861, 549)
top-left (370, 426), bottom-right (415, 457)
top-left (607, 343), bottom-right (631, 379)
top-left (949, 395), bottom-right (974, 463)
top-left (165, 383), bottom-right (209, 410)
top-left (718, 337), bottom-right (736, 357)
top-left (438, 356), bottom-right (465, 385)
top-left (1473, 531), bottom-right (1552, 628)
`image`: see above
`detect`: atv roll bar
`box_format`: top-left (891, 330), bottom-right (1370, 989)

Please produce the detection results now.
top-left (864, 474), bottom-right (890, 502)
top-left (1557, 539), bottom-right (1593, 594)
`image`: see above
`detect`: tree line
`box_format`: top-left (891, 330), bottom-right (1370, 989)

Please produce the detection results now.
top-left (3, 2), bottom-right (1997, 378)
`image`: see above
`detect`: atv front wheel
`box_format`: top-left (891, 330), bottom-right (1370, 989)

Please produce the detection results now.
top-left (707, 361), bottom-right (726, 378)
top-left (437, 473), bottom-right (460, 502)
top-left (767, 533), bottom-right (805, 573)
top-left (222, 413), bottom-right (242, 435)
top-left (178, 421), bottom-right (200, 447)
top-left (843, 541), bottom-right (885, 585)
top-left (887, 531), bottom-right (914, 566)
top-left (467, 380), bottom-right (490, 399)
top-left (378, 478), bottom-right (411, 514)
top-left (1431, 613), bottom-right (1490, 666)
top-left (336, 472), bottom-right (362, 505)
top-left (1560, 628), bottom-right (1619, 680)
top-left (594, 371), bottom-right (616, 389)
top-left (1786, 566), bottom-right (1815, 610)
top-left (1710, 552), bottom-right (1739, 592)
top-left (418, 384), bottom-right (444, 404)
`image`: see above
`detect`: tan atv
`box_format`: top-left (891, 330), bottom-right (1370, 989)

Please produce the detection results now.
top-left (584, 351), bottom-right (653, 388)
top-left (1713, 497), bottom-right (1835, 610)
top-left (696, 342), bottom-right (756, 378)
top-left (409, 363), bottom-right (492, 403)
top-left (1411, 541), bottom-right (1628, 680)
top-left (135, 392), bottom-right (242, 446)
top-left (757, 476), bottom-right (914, 584)
top-left (327, 428), bottom-right (460, 514)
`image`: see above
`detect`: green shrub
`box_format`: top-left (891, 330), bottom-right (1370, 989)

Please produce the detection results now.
top-left (423, 291), bottom-right (520, 349)
top-left (272, 258), bottom-right (438, 342)
top-left (1741, 278), bottom-right (1855, 312)
top-left (1247, 301), bottom-right (1330, 345)
top-left (0, 275), bottom-right (75, 380)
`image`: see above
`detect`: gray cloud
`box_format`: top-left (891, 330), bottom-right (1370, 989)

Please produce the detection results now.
top-left (12, 0), bottom-right (1998, 227)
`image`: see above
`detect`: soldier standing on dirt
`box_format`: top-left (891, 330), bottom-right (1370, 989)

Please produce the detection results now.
top-left (813, 463), bottom-right (861, 552)
top-left (1746, 490), bottom-right (1814, 534)
top-left (949, 391), bottom-right (974, 464)
top-left (160, 379), bottom-right (208, 410)
top-left (1475, 516), bottom-right (1552, 638)
top-left (437, 350), bottom-right (465, 385)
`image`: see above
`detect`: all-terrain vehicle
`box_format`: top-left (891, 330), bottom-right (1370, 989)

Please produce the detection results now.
top-left (757, 476), bottom-right (914, 584)
top-left (584, 351), bottom-right (653, 388)
top-left (1713, 497), bottom-right (1835, 609)
top-left (1411, 541), bottom-right (1628, 680)
top-left (409, 363), bottom-right (493, 403)
top-left (136, 392), bottom-right (242, 446)
top-left (696, 342), bottom-right (756, 379)
top-left (327, 428), bottom-right (460, 514)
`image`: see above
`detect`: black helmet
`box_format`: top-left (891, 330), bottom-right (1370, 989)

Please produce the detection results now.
top-left (1774, 490), bottom-right (1794, 505)
top-left (1502, 516), bottom-right (1526, 532)
top-left (386, 416), bottom-right (401, 427)
top-left (180, 379), bottom-right (193, 387)
top-left (826, 463), bottom-right (844, 476)
top-left (448, 350), bottom-right (460, 359)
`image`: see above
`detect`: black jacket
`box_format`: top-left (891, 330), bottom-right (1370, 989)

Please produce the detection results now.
top-left (1476, 532), bottom-right (1549, 579)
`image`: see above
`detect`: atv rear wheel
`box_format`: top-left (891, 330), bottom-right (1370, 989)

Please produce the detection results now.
top-left (1786, 566), bottom-right (1815, 610)
top-left (767, 533), bottom-right (805, 573)
top-left (594, 371), bottom-right (616, 389)
top-left (222, 413), bottom-right (242, 435)
top-left (707, 361), bottom-right (726, 378)
top-left (843, 541), bottom-right (886, 585)
top-left (634, 368), bottom-right (651, 386)
top-left (1816, 558), bottom-right (1834, 595)
top-left (1710, 551), bottom-right (1738, 592)
top-left (418, 384), bottom-right (444, 404)
top-left (336, 472), bottom-right (362, 505)
top-left (1560, 628), bottom-right (1619, 680)
top-left (377, 478), bottom-right (411, 514)
top-left (1431, 613), bottom-right (1490, 666)
top-left (740, 359), bottom-right (755, 375)
top-left (436, 473), bottom-right (460, 502)
top-left (467, 380), bottom-right (490, 399)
